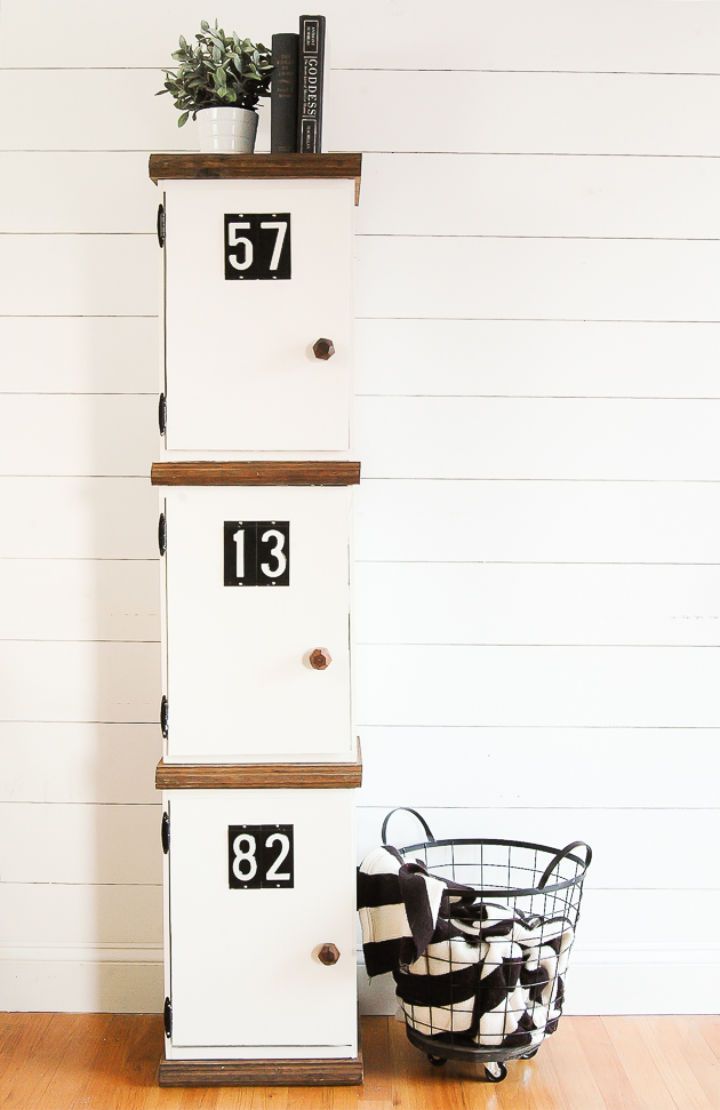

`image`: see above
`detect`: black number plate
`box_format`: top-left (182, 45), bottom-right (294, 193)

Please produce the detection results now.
top-left (228, 824), bottom-right (294, 889)
top-left (223, 521), bottom-right (290, 587)
top-left (224, 213), bottom-right (291, 280)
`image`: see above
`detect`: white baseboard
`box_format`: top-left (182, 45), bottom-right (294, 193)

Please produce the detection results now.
top-left (0, 945), bottom-right (163, 1013)
top-left (1, 944), bottom-right (718, 1015)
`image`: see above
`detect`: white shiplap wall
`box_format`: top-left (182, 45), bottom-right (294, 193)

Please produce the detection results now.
top-left (1, 0), bottom-right (719, 1014)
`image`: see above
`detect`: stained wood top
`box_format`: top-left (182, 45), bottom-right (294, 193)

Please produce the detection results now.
top-left (149, 153), bottom-right (362, 203)
top-left (156, 755), bottom-right (362, 790)
top-left (151, 460), bottom-right (360, 486)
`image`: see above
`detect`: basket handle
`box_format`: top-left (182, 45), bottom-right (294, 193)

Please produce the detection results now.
top-left (538, 841), bottom-right (592, 890)
top-left (381, 807), bottom-right (435, 846)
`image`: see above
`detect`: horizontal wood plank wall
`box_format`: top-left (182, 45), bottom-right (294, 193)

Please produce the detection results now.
top-left (2, 1), bottom-right (719, 70)
top-left (0, 0), bottom-right (718, 1015)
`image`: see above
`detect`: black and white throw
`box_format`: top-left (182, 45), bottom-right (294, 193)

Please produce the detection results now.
top-left (357, 845), bottom-right (574, 1051)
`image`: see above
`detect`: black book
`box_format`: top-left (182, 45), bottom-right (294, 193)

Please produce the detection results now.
top-left (297, 15), bottom-right (326, 153)
top-left (271, 33), bottom-right (299, 154)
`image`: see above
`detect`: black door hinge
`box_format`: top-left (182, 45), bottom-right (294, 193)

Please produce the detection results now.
top-left (163, 996), bottom-right (172, 1038)
top-left (158, 392), bottom-right (167, 436)
top-left (157, 203), bottom-right (166, 248)
top-left (161, 811), bottom-right (170, 854)
top-left (158, 512), bottom-right (167, 556)
top-left (160, 695), bottom-right (169, 739)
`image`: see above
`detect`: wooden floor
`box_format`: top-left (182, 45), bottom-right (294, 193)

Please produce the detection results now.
top-left (0, 1014), bottom-right (718, 1109)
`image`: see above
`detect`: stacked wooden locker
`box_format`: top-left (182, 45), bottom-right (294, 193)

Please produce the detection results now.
top-left (148, 154), bottom-right (363, 1086)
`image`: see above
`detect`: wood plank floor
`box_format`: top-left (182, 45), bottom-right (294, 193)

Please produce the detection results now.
top-left (0, 1014), bottom-right (718, 1109)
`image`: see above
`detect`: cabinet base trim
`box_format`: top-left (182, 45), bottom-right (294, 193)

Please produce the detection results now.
top-left (157, 1049), bottom-right (363, 1087)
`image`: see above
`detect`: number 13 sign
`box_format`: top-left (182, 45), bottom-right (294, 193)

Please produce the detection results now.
top-left (224, 213), bottom-right (291, 280)
top-left (223, 521), bottom-right (290, 587)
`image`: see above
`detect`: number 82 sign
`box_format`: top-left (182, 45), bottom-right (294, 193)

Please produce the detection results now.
top-left (228, 824), bottom-right (294, 889)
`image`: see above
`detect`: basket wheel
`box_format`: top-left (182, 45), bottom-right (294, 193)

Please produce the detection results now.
top-left (521, 1046), bottom-right (539, 1060)
top-left (484, 1062), bottom-right (508, 1083)
top-left (427, 1054), bottom-right (447, 1067)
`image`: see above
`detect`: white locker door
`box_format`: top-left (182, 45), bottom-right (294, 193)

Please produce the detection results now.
top-left (164, 178), bottom-right (354, 453)
top-left (164, 485), bottom-right (352, 760)
top-left (168, 789), bottom-right (357, 1050)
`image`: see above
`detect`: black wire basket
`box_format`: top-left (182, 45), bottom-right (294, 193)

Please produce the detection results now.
top-left (382, 807), bottom-right (592, 1084)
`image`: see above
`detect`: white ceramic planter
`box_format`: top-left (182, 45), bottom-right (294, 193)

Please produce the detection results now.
top-left (196, 106), bottom-right (258, 153)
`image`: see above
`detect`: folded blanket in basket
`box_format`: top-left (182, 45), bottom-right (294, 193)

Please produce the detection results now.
top-left (356, 845), bottom-right (476, 977)
top-left (399, 905), bottom-right (574, 1049)
top-left (357, 847), bottom-right (574, 1051)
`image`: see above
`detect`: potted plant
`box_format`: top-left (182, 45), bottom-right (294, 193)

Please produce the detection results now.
top-left (158, 20), bottom-right (272, 153)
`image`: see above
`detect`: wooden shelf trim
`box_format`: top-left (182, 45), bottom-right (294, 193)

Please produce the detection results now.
top-left (158, 1049), bottom-right (363, 1087)
top-left (151, 461), bottom-right (361, 486)
top-left (156, 757), bottom-right (363, 790)
top-left (149, 153), bottom-right (362, 203)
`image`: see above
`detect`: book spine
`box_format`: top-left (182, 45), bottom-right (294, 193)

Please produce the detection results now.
top-left (297, 15), bottom-right (326, 154)
top-left (271, 33), bottom-right (299, 154)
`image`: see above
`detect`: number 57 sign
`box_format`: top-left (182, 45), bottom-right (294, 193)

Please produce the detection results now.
top-left (224, 212), bottom-right (291, 280)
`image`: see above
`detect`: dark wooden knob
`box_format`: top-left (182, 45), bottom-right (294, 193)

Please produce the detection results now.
top-left (318, 943), bottom-right (340, 966)
top-left (308, 647), bottom-right (332, 670)
top-left (312, 337), bottom-right (335, 361)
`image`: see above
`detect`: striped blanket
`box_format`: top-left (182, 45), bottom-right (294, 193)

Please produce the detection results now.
top-left (358, 845), bottom-right (574, 1050)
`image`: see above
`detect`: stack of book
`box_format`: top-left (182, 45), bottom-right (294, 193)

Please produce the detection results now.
top-left (271, 15), bottom-right (326, 154)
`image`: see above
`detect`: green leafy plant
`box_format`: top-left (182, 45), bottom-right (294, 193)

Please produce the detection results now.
top-left (158, 20), bottom-right (272, 127)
